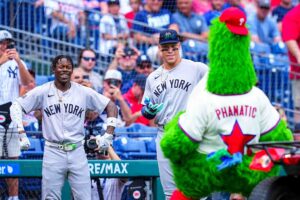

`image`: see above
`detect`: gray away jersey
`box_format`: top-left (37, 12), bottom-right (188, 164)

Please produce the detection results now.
top-left (16, 81), bottom-right (110, 143)
top-left (142, 58), bottom-right (208, 126)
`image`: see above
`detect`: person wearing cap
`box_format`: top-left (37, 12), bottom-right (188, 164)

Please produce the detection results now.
top-left (0, 30), bottom-right (34, 200)
top-left (136, 54), bottom-right (154, 76)
top-left (108, 44), bottom-right (140, 93)
top-left (248, 0), bottom-right (282, 45)
top-left (122, 74), bottom-right (153, 126)
top-left (140, 29), bottom-right (208, 198)
top-left (282, 5), bottom-right (300, 132)
top-left (99, 0), bottom-right (129, 54)
top-left (272, 0), bottom-right (293, 32)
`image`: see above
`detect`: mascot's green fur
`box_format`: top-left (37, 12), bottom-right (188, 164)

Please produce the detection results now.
top-left (160, 8), bottom-right (293, 200)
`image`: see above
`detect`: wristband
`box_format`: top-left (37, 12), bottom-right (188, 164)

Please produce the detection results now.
top-left (107, 117), bottom-right (117, 127)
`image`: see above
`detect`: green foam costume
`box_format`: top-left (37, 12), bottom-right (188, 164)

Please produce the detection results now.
top-left (160, 8), bottom-right (293, 200)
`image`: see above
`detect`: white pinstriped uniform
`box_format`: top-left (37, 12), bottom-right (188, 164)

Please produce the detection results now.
top-left (16, 81), bottom-right (110, 200)
top-left (142, 58), bottom-right (208, 198)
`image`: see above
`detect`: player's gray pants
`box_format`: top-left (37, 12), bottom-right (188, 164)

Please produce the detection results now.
top-left (156, 129), bottom-right (176, 200)
top-left (42, 144), bottom-right (91, 200)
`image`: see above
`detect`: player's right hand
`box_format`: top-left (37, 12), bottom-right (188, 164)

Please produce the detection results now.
top-left (143, 97), bottom-right (164, 115)
top-left (95, 133), bottom-right (113, 151)
top-left (19, 133), bottom-right (31, 150)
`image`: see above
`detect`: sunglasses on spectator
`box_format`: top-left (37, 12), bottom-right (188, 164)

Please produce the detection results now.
top-left (82, 56), bottom-right (96, 62)
top-left (161, 47), bottom-right (179, 52)
top-left (74, 76), bottom-right (83, 80)
top-left (138, 63), bottom-right (152, 69)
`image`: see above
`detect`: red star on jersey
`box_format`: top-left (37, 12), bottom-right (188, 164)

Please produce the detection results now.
top-left (221, 121), bottom-right (255, 154)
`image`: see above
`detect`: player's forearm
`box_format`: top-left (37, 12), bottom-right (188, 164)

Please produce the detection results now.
top-left (51, 11), bottom-right (72, 25)
top-left (105, 101), bottom-right (118, 134)
top-left (10, 102), bottom-right (25, 132)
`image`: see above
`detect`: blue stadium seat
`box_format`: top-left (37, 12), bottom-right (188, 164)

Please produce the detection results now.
top-left (145, 138), bottom-right (156, 153)
top-left (126, 123), bottom-right (158, 137)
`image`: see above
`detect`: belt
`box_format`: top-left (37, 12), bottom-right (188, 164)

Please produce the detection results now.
top-left (45, 140), bottom-right (83, 152)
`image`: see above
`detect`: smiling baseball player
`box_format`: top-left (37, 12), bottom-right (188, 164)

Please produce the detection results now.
top-left (141, 29), bottom-right (208, 199)
top-left (10, 55), bottom-right (118, 200)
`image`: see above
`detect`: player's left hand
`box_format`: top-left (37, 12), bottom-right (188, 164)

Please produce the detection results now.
top-left (95, 133), bottom-right (113, 151)
top-left (6, 49), bottom-right (20, 62)
top-left (19, 133), bottom-right (31, 150)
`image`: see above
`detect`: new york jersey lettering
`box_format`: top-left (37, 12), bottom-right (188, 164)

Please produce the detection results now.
top-left (44, 103), bottom-right (84, 118)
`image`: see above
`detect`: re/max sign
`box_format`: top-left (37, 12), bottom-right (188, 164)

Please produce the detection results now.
top-left (89, 162), bottom-right (128, 175)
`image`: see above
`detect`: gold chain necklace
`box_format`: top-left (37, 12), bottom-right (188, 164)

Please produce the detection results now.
top-left (160, 67), bottom-right (169, 83)
top-left (56, 88), bottom-right (63, 102)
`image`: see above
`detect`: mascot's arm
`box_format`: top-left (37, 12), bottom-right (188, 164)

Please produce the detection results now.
top-left (259, 119), bottom-right (293, 142)
top-left (161, 112), bottom-right (199, 165)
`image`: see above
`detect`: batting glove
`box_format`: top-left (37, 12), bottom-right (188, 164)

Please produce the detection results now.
top-left (143, 97), bottom-right (163, 115)
top-left (19, 133), bottom-right (31, 150)
top-left (95, 133), bottom-right (113, 151)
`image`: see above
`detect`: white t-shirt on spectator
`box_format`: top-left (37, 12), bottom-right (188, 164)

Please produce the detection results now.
top-left (44, 0), bottom-right (84, 34)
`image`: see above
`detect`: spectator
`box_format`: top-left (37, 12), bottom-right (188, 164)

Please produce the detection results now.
top-left (222, 0), bottom-right (246, 13)
top-left (204, 0), bottom-right (224, 26)
top-left (132, 0), bottom-right (178, 48)
top-left (99, 0), bottom-right (129, 54)
top-left (123, 74), bottom-right (153, 126)
top-left (124, 0), bottom-right (142, 29)
top-left (84, 0), bottom-right (108, 50)
top-left (20, 69), bottom-right (36, 96)
top-left (282, 5), bottom-right (300, 132)
top-left (192, 0), bottom-right (212, 15)
top-left (77, 48), bottom-right (103, 92)
top-left (136, 54), bottom-right (154, 76)
top-left (272, 0), bottom-right (293, 32)
top-left (44, 0), bottom-right (86, 44)
top-left (172, 0), bottom-right (208, 42)
top-left (91, 146), bottom-right (127, 200)
top-left (108, 44), bottom-right (139, 93)
top-left (0, 30), bottom-right (34, 200)
top-left (71, 67), bottom-right (94, 88)
top-left (248, 0), bottom-right (282, 45)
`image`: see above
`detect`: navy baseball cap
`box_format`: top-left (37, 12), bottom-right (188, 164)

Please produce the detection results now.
top-left (159, 29), bottom-right (180, 45)
top-left (134, 74), bottom-right (147, 90)
top-left (107, 0), bottom-right (120, 5)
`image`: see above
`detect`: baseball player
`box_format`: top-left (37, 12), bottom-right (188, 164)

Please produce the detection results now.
top-left (0, 30), bottom-right (34, 200)
top-left (141, 29), bottom-right (208, 199)
top-left (10, 55), bottom-right (118, 200)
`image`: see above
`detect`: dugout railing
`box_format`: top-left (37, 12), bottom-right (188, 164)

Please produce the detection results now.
top-left (0, 160), bottom-right (164, 199)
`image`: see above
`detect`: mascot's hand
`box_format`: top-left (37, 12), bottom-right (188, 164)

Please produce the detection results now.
top-left (207, 149), bottom-right (242, 171)
top-left (143, 97), bottom-right (163, 115)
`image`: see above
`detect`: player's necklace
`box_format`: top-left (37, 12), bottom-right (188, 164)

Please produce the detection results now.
top-left (56, 88), bottom-right (63, 102)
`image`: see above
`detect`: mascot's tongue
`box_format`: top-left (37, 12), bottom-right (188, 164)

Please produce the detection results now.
top-left (206, 7), bottom-right (257, 95)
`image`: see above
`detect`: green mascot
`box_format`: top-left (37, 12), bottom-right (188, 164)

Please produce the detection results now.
top-left (160, 7), bottom-right (293, 200)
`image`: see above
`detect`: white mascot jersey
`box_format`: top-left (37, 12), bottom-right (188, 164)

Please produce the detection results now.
top-left (179, 75), bottom-right (280, 155)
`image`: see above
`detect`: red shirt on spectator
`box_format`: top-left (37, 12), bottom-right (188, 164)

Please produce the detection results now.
top-left (125, 11), bottom-right (135, 29)
top-left (123, 88), bottom-right (150, 125)
top-left (282, 5), bottom-right (300, 79)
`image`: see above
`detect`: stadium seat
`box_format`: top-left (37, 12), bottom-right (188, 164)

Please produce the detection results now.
top-left (21, 138), bottom-right (43, 159)
top-left (145, 138), bottom-right (156, 153)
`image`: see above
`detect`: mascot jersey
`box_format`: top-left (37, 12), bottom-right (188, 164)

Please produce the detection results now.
top-left (179, 79), bottom-right (280, 155)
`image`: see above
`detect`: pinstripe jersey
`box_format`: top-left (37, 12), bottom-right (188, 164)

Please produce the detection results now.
top-left (0, 59), bottom-right (27, 104)
top-left (16, 81), bottom-right (110, 143)
top-left (142, 58), bottom-right (208, 127)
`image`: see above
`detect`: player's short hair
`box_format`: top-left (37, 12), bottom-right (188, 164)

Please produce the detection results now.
top-left (51, 55), bottom-right (74, 69)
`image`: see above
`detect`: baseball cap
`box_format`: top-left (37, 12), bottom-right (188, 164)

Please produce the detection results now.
top-left (258, 0), bottom-right (271, 8)
top-left (0, 30), bottom-right (14, 42)
top-left (159, 29), bottom-right (180, 45)
top-left (134, 74), bottom-right (147, 90)
top-left (104, 70), bottom-right (122, 81)
top-left (107, 0), bottom-right (120, 5)
top-left (137, 54), bottom-right (151, 66)
top-left (219, 7), bottom-right (248, 36)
